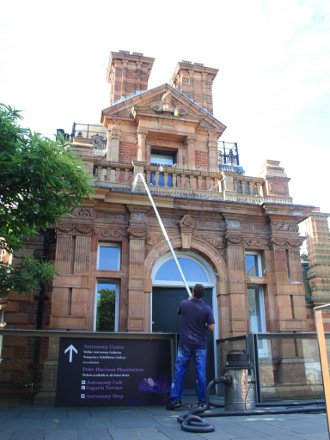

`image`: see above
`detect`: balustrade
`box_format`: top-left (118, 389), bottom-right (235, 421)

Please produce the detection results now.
top-left (87, 161), bottom-right (292, 205)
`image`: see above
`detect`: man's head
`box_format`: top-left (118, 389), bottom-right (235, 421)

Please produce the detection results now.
top-left (192, 284), bottom-right (205, 299)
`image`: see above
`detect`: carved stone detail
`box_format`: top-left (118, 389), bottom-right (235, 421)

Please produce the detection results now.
top-left (225, 233), bottom-right (244, 245)
top-left (269, 237), bottom-right (305, 249)
top-left (56, 223), bottom-right (75, 233)
top-left (149, 92), bottom-right (189, 117)
top-left (194, 234), bottom-right (226, 262)
top-left (145, 231), bottom-right (164, 255)
top-left (127, 227), bottom-right (148, 240)
top-left (70, 207), bottom-right (96, 218)
top-left (241, 223), bottom-right (268, 231)
top-left (179, 215), bottom-right (195, 250)
top-left (101, 228), bottom-right (121, 238)
top-left (245, 238), bottom-right (269, 248)
top-left (225, 219), bottom-right (240, 229)
top-left (271, 222), bottom-right (299, 232)
top-left (180, 215), bottom-right (195, 228)
top-left (96, 212), bottom-right (127, 221)
top-left (56, 222), bottom-right (94, 235)
top-left (75, 225), bottom-right (94, 234)
top-left (130, 212), bottom-right (146, 223)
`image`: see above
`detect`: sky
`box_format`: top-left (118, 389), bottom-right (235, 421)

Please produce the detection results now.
top-left (1, 0), bottom-right (329, 231)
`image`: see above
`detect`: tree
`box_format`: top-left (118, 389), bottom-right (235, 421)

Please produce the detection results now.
top-left (0, 103), bottom-right (94, 295)
top-left (96, 289), bottom-right (116, 331)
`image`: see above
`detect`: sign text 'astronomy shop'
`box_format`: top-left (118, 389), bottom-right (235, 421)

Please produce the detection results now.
top-left (56, 338), bottom-right (171, 406)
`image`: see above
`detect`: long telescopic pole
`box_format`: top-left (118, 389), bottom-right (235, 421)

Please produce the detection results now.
top-left (132, 172), bottom-right (192, 297)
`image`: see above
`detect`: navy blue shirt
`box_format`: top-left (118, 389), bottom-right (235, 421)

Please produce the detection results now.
top-left (178, 298), bottom-right (215, 349)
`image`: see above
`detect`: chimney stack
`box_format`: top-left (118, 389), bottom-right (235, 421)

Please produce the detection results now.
top-left (106, 50), bottom-right (155, 105)
top-left (170, 61), bottom-right (218, 114)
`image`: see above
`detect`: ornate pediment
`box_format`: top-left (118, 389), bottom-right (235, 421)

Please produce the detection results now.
top-left (102, 84), bottom-right (226, 133)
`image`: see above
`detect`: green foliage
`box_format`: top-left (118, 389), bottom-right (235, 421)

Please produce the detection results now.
top-left (300, 253), bottom-right (309, 263)
top-left (0, 103), bottom-right (94, 295)
top-left (96, 289), bottom-right (116, 331)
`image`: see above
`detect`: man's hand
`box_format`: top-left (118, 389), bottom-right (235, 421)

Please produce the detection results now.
top-left (205, 323), bottom-right (215, 332)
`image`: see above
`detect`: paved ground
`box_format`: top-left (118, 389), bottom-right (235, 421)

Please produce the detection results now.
top-left (0, 398), bottom-right (329, 440)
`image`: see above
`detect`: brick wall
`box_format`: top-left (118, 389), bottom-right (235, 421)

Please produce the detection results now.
top-left (195, 150), bottom-right (209, 169)
top-left (119, 143), bottom-right (136, 163)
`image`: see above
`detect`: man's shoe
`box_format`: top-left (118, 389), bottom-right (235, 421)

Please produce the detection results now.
top-left (197, 402), bottom-right (206, 408)
top-left (166, 400), bottom-right (181, 410)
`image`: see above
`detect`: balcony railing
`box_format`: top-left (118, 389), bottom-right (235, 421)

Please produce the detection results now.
top-left (69, 130), bottom-right (292, 204)
top-left (218, 141), bottom-right (244, 173)
top-left (72, 123), bottom-right (107, 151)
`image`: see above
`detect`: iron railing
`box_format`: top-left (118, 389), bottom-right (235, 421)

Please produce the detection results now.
top-left (71, 123), bottom-right (107, 150)
top-left (217, 141), bottom-right (244, 173)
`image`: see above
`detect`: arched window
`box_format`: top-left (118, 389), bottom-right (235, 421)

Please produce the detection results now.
top-left (155, 257), bottom-right (208, 282)
top-left (152, 252), bottom-right (215, 288)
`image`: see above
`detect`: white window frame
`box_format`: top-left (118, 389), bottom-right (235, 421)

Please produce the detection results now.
top-left (94, 279), bottom-right (120, 332)
top-left (245, 251), bottom-right (263, 277)
top-left (97, 243), bottom-right (121, 271)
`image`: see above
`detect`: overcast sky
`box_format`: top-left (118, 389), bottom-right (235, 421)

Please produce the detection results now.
top-left (1, 0), bottom-right (329, 227)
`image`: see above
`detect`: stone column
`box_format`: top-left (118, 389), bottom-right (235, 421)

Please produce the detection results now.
top-left (137, 129), bottom-right (148, 162)
top-left (127, 210), bottom-right (148, 331)
top-left (224, 219), bottom-right (248, 336)
top-left (185, 135), bottom-right (196, 169)
top-left (208, 136), bottom-right (218, 171)
top-left (106, 126), bottom-right (121, 162)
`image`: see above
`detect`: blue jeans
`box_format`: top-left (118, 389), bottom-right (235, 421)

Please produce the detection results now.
top-left (169, 346), bottom-right (207, 403)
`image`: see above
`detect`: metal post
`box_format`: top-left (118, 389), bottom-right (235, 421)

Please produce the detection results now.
top-left (132, 172), bottom-right (192, 297)
top-left (314, 304), bottom-right (330, 438)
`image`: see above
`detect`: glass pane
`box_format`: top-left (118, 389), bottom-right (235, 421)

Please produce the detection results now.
top-left (151, 153), bottom-right (174, 166)
top-left (98, 246), bottom-right (120, 270)
top-left (155, 258), bottom-right (208, 282)
top-left (96, 282), bottom-right (116, 331)
top-left (245, 254), bottom-right (259, 276)
top-left (248, 285), bottom-right (262, 333)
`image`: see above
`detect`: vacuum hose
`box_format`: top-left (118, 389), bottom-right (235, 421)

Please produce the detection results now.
top-left (178, 376), bottom-right (326, 433)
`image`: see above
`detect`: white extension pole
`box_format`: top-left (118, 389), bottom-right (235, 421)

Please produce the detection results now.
top-left (132, 172), bottom-right (192, 297)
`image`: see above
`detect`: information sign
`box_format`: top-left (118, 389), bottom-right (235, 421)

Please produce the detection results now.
top-left (56, 337), bottom-right (171, 406)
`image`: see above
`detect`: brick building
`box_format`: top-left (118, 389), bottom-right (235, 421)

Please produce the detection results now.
top-left (3, 50), bottom-right (330, 402)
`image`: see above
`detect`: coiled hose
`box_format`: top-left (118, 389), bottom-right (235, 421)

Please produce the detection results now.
top-left (178, 377), bottom-right (326, 433)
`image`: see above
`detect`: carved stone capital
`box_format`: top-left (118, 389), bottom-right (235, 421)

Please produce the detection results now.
top-left (269, 236), bottom-right (305, 249)
top-left (56, 222), bottom-right (94, 235)
top-left (127, 227), bottom-right (148, 240)
top-left (225, 233), bottom-right (244, 245)
top-left (185, 135), bottom-right (197, 145)
top-left (56, 223), bottom-right (75, 234)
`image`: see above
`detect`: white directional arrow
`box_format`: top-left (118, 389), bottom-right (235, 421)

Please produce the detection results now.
top-left (64, 344), bottom-right (78, 363)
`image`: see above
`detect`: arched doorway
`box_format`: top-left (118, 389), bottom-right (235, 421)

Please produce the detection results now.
top-left (151, 251), bottom-right (217, 391)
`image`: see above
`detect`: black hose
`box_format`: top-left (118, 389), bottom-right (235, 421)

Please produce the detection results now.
top-left (178, 376), bottom-right (326, 433)
top-left (256, 400), bottom-right (325, 407)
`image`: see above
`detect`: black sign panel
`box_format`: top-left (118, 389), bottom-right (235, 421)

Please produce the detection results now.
top-left (56, 338), bottom-right (171, 406)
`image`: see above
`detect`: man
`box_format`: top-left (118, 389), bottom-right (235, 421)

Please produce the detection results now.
top-left (166, 283), bottom-right (215, 410)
